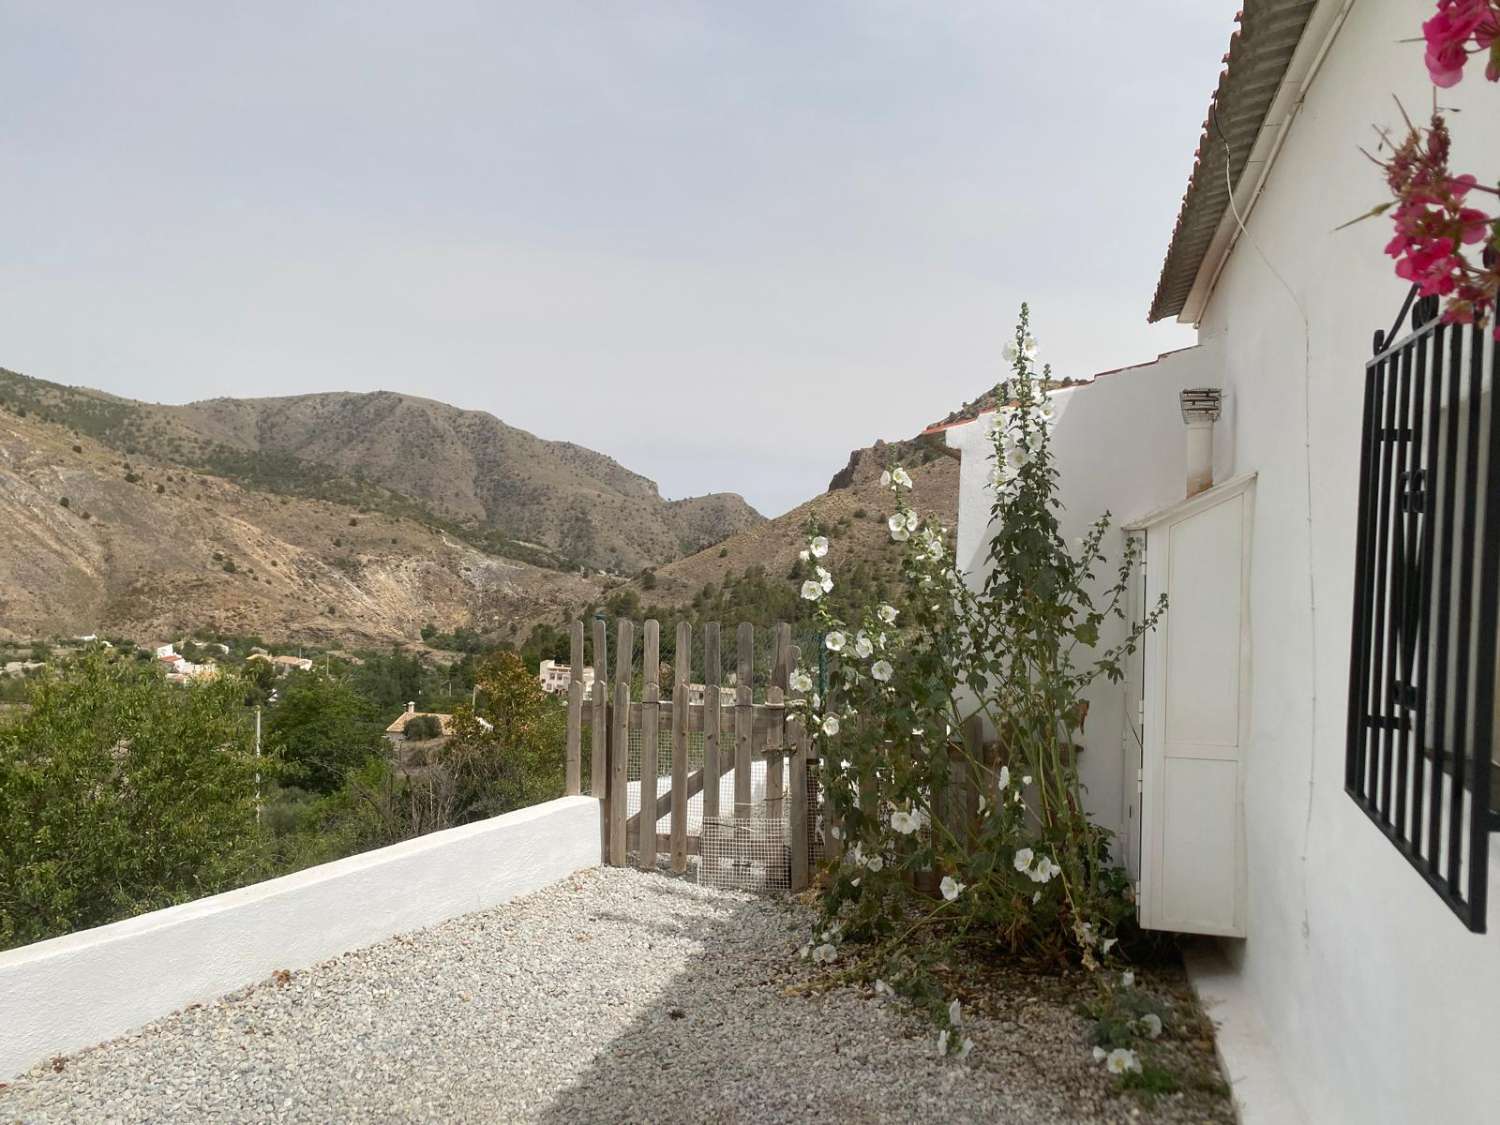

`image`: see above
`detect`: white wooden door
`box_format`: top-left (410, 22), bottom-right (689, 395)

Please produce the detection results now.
top-left (1138, 479), bottom-right (1251, 936)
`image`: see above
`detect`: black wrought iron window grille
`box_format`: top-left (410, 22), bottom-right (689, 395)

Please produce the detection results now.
top-left (1346, 289), bottom-right (1500, 933)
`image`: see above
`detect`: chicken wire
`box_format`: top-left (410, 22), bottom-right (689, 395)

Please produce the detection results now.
top-left (698, 815), bottom-right (791, 893)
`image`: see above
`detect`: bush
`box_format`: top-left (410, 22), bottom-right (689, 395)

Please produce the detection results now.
top-left (794, 306), bottom-right (1161, 1052)
top-left (265, 672), bottom-right (384, 795)
top-left (0, 655), bottom-right (261, 948)
top-left (403, 714), bottom-right (443, 740)
top-left (58, 497), bottom-right (69, 509)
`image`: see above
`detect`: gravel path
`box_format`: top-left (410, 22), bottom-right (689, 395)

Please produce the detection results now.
top-left (1, 868), bottom-right (1230, 1124)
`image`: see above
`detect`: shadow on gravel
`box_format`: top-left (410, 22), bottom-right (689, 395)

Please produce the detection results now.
top-left (532, 877), bottom-right (834, 1125)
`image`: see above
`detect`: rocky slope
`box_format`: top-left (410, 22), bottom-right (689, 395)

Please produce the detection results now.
top-left (0, 369), bottom-right (763, 574)
top-left (0, 404), bottom-right (599, 647)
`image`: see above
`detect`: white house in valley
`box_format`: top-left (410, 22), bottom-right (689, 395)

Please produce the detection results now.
top-left (943, 2), bottom-right (1499, 1121)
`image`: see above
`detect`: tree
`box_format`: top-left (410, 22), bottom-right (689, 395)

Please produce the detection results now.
top-left (425, 651), bottom-right (567, 826)
top-left (265, 672), bottom-right (384, 794)
top-left (0, 653), bottom-right (261, 949)
top-left (402, 713), bottom-right (443, 740)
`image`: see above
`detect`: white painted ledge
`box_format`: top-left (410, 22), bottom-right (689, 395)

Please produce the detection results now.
top-left (0, 795), bottom-right (599, 1078)
top-left (1184, 939), bottom-right (1307, 1125)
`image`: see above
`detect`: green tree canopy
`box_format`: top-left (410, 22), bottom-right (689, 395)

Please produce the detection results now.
top-left (265, 672), bottom-right (384, 794)
top-left (0, 654), bottom-right (261, 949)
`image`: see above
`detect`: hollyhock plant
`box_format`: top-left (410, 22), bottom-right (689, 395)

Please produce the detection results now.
top-left (790, 305), bottom-right (1160, 1054)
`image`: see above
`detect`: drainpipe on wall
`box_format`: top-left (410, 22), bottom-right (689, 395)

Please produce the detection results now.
top-left (1180, 388), bottom-right (1223, 498)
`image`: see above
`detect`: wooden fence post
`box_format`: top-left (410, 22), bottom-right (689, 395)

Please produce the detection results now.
top-left (609, 619), bottom-right (632, 867)
top-left (734, 623), bottom-right (754, 818)
top-left (764, 622), bottom-right (789, 818)
top-left (638, 620), bottom-right (660, 872)
top-left (703, 623), bottom-right (721, 822)
top-left (592, 617), bottom-right (609, 861)
top-left (671, 621), bottom-right (690, 873)
top-left (788, 642), bottom-right (810, 891)
top-left (565, 621), bottom-right (583, 796)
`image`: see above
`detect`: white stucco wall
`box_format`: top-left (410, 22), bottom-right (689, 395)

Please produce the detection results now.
top-left (0, 795), bottom-right (599, 1079)
top-left (945, 342), bottom-right (1223, 849)
top-left (1178, 2), bottom-right (1500, 1122)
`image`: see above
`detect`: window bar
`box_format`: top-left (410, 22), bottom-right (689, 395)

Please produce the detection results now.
top-left (1394, 332), bottom-right (1430, 836)
top-left (1347, 357), bottom-right (1381, 796)
top-left (1409, 323), bottom-right (1446, 856)
top-left (1380, 342), bottom-right (1415, 824)
top-left (1468, 329), bottom-right (1499, 930)
top-left (1447, 323), bottom-right (1485, 895)
top-left (1367, 343), bottom-right (1399, 809)
top-left (1428, 324), bottom-right (1465, 873)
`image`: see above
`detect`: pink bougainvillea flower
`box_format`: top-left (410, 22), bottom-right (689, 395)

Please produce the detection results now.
top-left (1423, 0), bottom-right (1500, 86)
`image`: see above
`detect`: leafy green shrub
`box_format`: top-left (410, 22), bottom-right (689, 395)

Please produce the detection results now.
top-left (0, 655), bottom-right (261, 948)
top-left (403, 714), bottom-right (443, 740)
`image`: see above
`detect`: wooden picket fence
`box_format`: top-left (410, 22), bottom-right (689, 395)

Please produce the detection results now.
top-left (563, 618), bottom-right (816, 892)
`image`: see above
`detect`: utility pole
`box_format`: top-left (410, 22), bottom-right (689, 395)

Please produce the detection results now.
top-left (254, 705), bottom-right (262, 826)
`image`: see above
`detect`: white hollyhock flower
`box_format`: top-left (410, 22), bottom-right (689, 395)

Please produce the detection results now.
top-left (957, 1037), bottom-right (974, 1060)
top-left (790, 670), bottom-right (813, 693)
top-left (877, 604), bottom-right (899, 625)
top-left (810, 536), bottom-right (829, 558)
top-left (812, 943), bottom-right (838, 964)
top-left (825, 631), bottom-right (845, 652)
top-left (904, 509), bottom-right (919, 530)
top-left (1022, 335), bottom-right (1038, 359)
top-left (1105, 1048), bottom-right (1141, 1075)
top-left (890, 524), bottom-right (910, 542)
top-left (866, 855), bottom-right (883, 872)
top-left (821, 715), bottom-right (840, 736)
top-left (853, 632), bottom-right (873, 659)
top-left (799, 549), bottom-right (810, 561)
top-left (948, 998), bottom-right (962, 1026)
top-left (940, 875), bottom-right (964, 901)
top-left (998, 765), bottom-right (1011, 789)
top-left (887, 513), bottom-right (905, 534)
top-left (1092, 1047), bottom-right (1107, 1062)
top-left (891, 467), bottom-right (912, 488)
top-left (800, 580), bottom-right (822, 601)
top-left (890, 808), bottom-right (919, 835)
top-left (936, 1029), bottom-right (950, 1055)
top-left (1032, 890), bottom-right (1042, 904)
top-left (821, 574), bottom-right (833, 593)
top-left (1037, 395), bottom-right (1057, 423)
top-left (879, 470), bottom-right (892, 487)
top-left (1001, 341), bottom-right (1018, 363)
top-left (871, 659), bottom-right (893, 682)
top-left (1013, 847), bottom-right (1034, 873)
top-left (1005, 444), bottom-right (1030, 472)
top-left (1140, 1013), bottom-right (1163, 1039)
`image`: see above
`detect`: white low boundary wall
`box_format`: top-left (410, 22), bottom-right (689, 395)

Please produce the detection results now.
top-left (0, 795), bottom-right (599, 1078)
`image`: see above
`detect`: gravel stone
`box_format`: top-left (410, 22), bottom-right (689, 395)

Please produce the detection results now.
top-left (0, 868), bottom-right (1231, 1124)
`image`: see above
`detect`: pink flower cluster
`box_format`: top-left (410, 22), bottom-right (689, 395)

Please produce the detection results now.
top-left (1380, 113), bottom-right (1499, 337)
top-left (1423, 0), bottom-right (1500, 86)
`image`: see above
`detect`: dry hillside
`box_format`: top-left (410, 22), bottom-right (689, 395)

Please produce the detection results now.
top-left (631, 438), bottom-right (960, 609)
top-left (0, 405), bottom-right (600, 647)
top-left (0, 369), bottom-right (762, 574)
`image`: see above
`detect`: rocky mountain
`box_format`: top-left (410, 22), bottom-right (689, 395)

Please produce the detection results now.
top-left (0, 402), bottom-right (602, 647)
top-left (622, 433), bottom-right (959, 611)
top-left (0, 369), bottom-right (763, 574)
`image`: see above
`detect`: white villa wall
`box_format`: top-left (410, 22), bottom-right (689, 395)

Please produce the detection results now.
top-left (0, 795), bottom-right (599, 1079)
top-left (1184, 2), bottom-right (1500, 1121)
top-left (946, 342), bottom-right (1224, 845)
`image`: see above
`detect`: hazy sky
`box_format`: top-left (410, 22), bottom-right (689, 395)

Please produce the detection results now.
top-left (1, 2), bottom-right (1236, 516)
